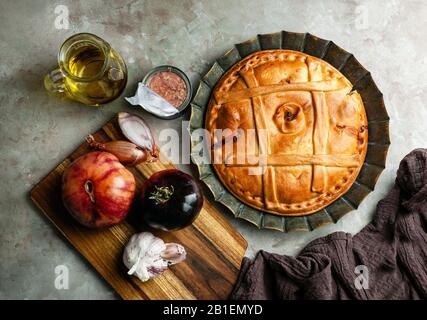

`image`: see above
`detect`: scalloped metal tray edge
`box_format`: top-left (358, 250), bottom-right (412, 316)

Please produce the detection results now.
top-left (189, 31), bottom-right (390, 232)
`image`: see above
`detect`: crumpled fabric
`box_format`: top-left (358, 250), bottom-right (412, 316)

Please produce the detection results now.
top-left (230, 149), bottom-right (427, 300)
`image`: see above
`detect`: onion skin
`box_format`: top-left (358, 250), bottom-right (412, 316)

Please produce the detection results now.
top-left (86, 135), bottom-right (156, 166)
top-left (62, 151), bottom-right (136, 228)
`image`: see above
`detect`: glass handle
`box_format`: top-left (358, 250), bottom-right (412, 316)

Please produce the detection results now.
top-left (44, 68), bottom-right (67, 97)
top-left (107, 67), bottom-right (125, 81)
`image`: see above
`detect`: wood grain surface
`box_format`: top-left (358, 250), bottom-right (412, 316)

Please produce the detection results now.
top-left (30, 116), bottom-right (247, 300)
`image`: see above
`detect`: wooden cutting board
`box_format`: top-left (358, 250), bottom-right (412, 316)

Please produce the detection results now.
top-left (30, 116), bottom-right (247, 300)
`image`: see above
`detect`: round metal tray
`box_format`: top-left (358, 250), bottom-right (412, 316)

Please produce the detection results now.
top-left (189, 31), bottom-right (390, 232)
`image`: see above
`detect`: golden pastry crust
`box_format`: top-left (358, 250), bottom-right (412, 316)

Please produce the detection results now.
top-left (206, 50), bottom-right (368, 216)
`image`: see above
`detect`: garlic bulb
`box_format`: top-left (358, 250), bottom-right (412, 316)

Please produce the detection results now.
top-left (123, 232), bottom-right (186, 282)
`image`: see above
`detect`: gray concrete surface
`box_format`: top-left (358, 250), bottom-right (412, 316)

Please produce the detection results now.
top-left (1, 0), bottom-right (426, 299)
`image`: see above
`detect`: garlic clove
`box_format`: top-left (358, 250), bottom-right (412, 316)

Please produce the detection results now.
top-left (161, 243), bottom-right (187, 265)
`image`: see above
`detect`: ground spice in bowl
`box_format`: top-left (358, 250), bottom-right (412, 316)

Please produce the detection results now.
top-left (126, 66), bottom-right (192, 119)
top-left (147, 71), bottom-right (187, 108)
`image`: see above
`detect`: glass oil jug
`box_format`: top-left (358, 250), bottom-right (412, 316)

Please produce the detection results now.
top-left (44, 33), bottom-right (127, 106)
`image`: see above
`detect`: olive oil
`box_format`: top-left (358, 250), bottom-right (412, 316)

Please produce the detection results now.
top-left (44, 33), bottom-right (127, 106)
top-left (68, 45), bottom-right (106, 79)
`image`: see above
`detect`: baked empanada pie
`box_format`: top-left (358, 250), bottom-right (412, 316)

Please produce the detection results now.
top-left (205, 50), bottom-right (368, 216)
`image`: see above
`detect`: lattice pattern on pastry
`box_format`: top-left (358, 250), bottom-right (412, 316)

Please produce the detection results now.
top-left (216, 62), bottom-right (359, 208)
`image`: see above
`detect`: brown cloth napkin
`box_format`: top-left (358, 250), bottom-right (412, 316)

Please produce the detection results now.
top-left (230, 149), bottom-right (427, 300)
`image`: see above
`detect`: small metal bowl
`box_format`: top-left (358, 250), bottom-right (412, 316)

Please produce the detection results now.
top-left (142, 65), bottom-right (192, 120)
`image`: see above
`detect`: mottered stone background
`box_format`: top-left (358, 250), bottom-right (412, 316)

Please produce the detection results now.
top-left (1, 0), bottom-right (426, 299)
